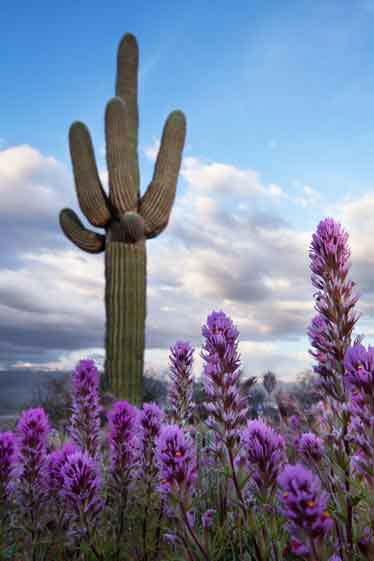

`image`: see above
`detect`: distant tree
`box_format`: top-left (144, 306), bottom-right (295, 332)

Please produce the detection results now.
top-left (247, 385), bottom-right (266, 419)
top-left (142, 368), bottom-right (168, 405)
top-left (27, 374), bottom-right (71, 428)
top-left (263, 370), bottom-right (277, 395)
top-left (290, 370), bottom-right (320, 411)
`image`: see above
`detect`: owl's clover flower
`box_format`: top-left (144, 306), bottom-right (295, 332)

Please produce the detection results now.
top-left (70, 359), bottom-right (102, 459)
top-left (107, 400), bottom-right (141, 482)
top-left (278, 463), bottom-right (333, 554)
top-left (60, 450), bottom-right (103, 533)
top-left (13, 408), bottom-right (50, 496)
top-left (168, 341), bottom-right (195, 426)
top-left (155, 424), bottom-right (197, 507)
top-left (201, 311), bottom-right (248, 448)
top-left (45, 442), bottom-right (80, 495)
top-left (298, 432), bottom-right (325, 464)
top-left (344, 344), bottom-right (374, 484)
top-left (308, 218), bottom-right (361, 399)
top-left (240, 419), bottom-right (285, 493)
top-left (0, 431), bottom-right (16, 501)
top-left (139, 402), bottom-right (164, 480)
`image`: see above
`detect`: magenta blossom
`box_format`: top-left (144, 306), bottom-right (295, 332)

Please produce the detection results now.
top-left (70, 359), bottom-right (101, 459)
top-left (201, 311), bottom-right (248, 448)
top-left (308, 218), bottom-right (361, 399)
top-left (139, 402), bottom-right (164, 479)
top-left (278, 463), bottom-right (333, 549)
top-left (0, 432), bottom-right (16, 500)
top-left (45, 442), bottom-right (80, 495)
top-left (240, 419), bottom-right (285, 492)
top-left (155, 424), bottom-right (197, 503)
top-left (298, 432), bottom-right (325, 464)
top-left (344, 344), bottom-right (374, 394)
top-left (13, 407), bottom-right (50, 488)
top-left (60, 450), bottom-right (103, 529)
top-left (201, 509), bottom-right (216, 529)
top-left (107, 400), bottom-right (141, 480)
top-left (168, 341), bottom-right (195, 426)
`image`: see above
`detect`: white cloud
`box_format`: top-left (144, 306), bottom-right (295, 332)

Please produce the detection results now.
top-left (0, 145), bottom-right (69, 219)
top-left (3, 141), bottom-right (374, 382)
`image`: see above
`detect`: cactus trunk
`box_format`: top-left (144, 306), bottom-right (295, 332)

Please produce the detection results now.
top-left (104, 240), bottom-right (146, 405)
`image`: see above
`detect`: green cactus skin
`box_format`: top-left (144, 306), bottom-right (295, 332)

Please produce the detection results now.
top-left (59, 33), bottom-right (187, 405)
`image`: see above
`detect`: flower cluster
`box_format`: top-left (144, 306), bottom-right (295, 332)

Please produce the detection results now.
top-left (70, 359), bottom-right (102, 459)
top-left (3, 215), bottom-right (374, 561)
top-left (12, 407), bottom-right (50, 495)
top-left (107, 400), bottom-right (140, 483)
top-left (168, 340), bottom-right (195, 426)
top-left (298, 432), bottom-right (325, 464)
top-left (278, 463), bottom-right (333, 555)
top-left (0, 431), bottom-right (16, 501)
top-left (201, 310), bottom-right (248, 448)
top-left (344, 344), bottom-right (374, 484)
top-left (155, 424), bottom-right (197, 506)
top-left (60, 450), bottom-right (103, 533)
top-left (308, 217), bottom-right (361, 399)
top-left (139, 402), bottom-right (164, 480)
top-left (239, 419), bottom-right (285, 493)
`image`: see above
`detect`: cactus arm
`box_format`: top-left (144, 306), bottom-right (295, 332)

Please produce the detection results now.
top-left (115, 33), bottom-right (140, 193)
top-left (69, 122), bottom-right (112, 228)
top-left (139, 110), bottom-right (186, 238)
top-left (59, 208), bottom-right (106, 254)
top-left (105, 97), bottom-right (138, 213)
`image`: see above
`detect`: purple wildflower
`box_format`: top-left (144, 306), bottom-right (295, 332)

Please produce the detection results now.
top-left (45, 442), bottom-right (80, 495)
top-left (60, 450), bottom-right (103, 531)
top-left (344, 344), bottom-right (374, 393)
top-left (13, 407), bottom-right (50, 491)
top-left (70, 359), bottom-right (101, 459)
top-left (343, 344), bottom-right (374, 484)
top-left (139, 402), bottom-right (164, 480)
top-left (155, 424), bottom-right (197, 505)
top-left (289, 415), bottom-right (301, 432)
top-left (0, 432), bottom-right (16, 501)
top-left (10, 408), bottom-right (50, 547)
top-left (168, 341), bottom-right (195, 426)
top-left (298, 432), bottom-right (325, 464)
top-left (201, 311), bottom-right (248, 448)
top-left (278, 463), bottom-right (333, 549)
top-left (240, 419), bottom-right (285, 493)
top-left (201, 509), bottom-right (216, 529)
top-left (164, 532), bottom-right (179, 544)
top-left (107, 400), bottom-right (141, 481)
top-left (358, 527), bottom-right (374, 559)
top-left (308, 218), bottom-right (361, 399)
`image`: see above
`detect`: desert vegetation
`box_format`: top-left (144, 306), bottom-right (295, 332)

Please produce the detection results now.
top-left (0, 217), bottom-right (373, 560)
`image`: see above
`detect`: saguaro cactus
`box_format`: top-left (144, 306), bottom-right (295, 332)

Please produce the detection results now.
top-left (59, 33), bottom-right (187, 405)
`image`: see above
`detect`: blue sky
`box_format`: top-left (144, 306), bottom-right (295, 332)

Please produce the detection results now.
top-left (1, 0), bottom-right (374, 383)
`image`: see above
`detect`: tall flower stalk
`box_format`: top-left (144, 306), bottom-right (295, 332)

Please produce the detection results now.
top-left (201, 311), bottom-right (248, 512)
top-left (308, 218), bottom-right (362, 557)
top-left (308, 217), bottom-right (361, 400)
top-left (107, 400), bottom-right (140, 556)
top-left (61, 450), bottom-right (103, 558)
top-left (155, 424), bottom-right (209, 561)
top-left (278, 463), bottom-right (333, 559)
top-left (11, 408), bottom-right (50, 559)
top-left (168, 341), bottom-right (195, 426)
top-left (70, 359), bottom-right (102, 459)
